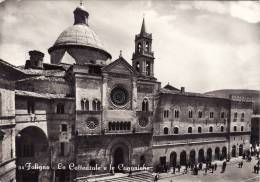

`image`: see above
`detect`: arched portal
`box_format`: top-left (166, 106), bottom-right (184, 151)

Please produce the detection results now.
top-left (180, 151), bottom-right (187, 166)
top-left (239, 144), bottom-right (243, 156)
top-left (113, 147), bottom-right (124, 172)
top-left (206, 148), bottom-right (212, 162)
top-left (16, 126), bottom-right (48, 182)
top-left (170, 152), bottom-right (177, 167)
top-left (232, 145), bottom-right (236, 157)
top-left (190, 150), bottom-right (196, 164)
top-left (215, 147), bottom-right (220, 160)
top-left (198, 149), bottom-right (205, 163)
top-left (140, 155), bottom-right (145, 166)
top-left (222, 147), bottom-right (227, 159)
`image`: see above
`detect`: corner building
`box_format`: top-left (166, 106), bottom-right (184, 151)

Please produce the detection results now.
top-left (0, 4), bottom-right (252, 182)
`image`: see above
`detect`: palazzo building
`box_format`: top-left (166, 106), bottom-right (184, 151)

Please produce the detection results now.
top-left (0, 4), bottom-right (253, 182)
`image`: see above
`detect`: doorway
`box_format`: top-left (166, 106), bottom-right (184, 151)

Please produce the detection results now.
top-left (113, 147), bottom-right (124, 172)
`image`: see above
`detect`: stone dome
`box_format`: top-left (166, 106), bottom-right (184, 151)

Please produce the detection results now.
top-left (54, 24), bottom-right (106, 51)
top-left (48, 5), bottom-right (111, 59)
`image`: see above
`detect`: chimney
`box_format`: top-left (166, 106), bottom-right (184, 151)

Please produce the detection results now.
top-left (181, 87), bottom-right (185, 93)
top-left (25, 50), bottom-right (44, 69)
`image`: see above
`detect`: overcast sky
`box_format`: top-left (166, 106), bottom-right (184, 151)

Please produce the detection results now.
top-left (0, 0), bottom-right (260, 93)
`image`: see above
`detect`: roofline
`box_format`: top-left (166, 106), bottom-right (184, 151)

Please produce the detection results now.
top-left (48, 44), bottom-right (112, 59)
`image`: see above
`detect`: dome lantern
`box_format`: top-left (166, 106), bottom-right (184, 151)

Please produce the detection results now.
top-left (73, 4), bottom-right (89, 25)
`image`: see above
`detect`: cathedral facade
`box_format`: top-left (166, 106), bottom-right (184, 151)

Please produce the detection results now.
top-left (0, 4), bottom-right (252, 182)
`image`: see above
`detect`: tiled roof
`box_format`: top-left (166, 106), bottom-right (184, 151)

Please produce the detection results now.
top-left (18, 69), bottom-right (65, 77)
top-left (15, 90), bottom-right (74, 100)
top-left (16, 76), bottom-right (65, 82)
top-left (159, 88), bottom-right (228, 100)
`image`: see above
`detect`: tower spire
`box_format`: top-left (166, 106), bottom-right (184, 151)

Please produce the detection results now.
top-left (140, 16), bottom-right (146, 34)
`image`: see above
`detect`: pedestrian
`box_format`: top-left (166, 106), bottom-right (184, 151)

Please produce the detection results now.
top-left (257, 166), bottom-right (259, 174)
top-left (211, 165), bottom-right (214, 173)
top-left (254, 166), bottom-right (256, 173)
top-left (154, 173), bottom-right (159, 182)
top-left (185, 164), bottom-right (188, 174)
top-left (214, 163), bottom-right (217, 171)
top-left (238, 162), bottom-right (241, 168)
top-left (241, 161), bottom-right (243, 168)
top-left (128, 168), bottom-right (132, 177)
top-left (177, 165), bottom-right (181, 173)
top-left (199, 163), bottom-right (202, 170)
top-left (222, 161), bottom-right (226, 173)
top-left (195, 165), bottom-right (198, 175)
top-left (204, 167), bottom-right (207, 174)
top-left (185, 163), bottom-right (188, 174)
top-left (172, 166), bottom-right (175, 174)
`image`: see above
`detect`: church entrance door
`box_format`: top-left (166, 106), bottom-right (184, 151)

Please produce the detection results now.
top-left (113, 147), bottom-right (124, 172)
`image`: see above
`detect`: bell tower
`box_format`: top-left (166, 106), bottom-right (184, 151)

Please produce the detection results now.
top-left (132, 17), bottom-right (154, 77)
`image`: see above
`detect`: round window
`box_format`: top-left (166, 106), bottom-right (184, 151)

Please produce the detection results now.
top-left (139, 117), bottom-right (149, 127)
top-left (86, 117), bottom-right (98, 129)
top-left (110, 87), bottom-right (129, 106)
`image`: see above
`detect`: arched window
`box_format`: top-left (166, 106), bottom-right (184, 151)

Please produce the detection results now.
top-left (241, 113), bottom-right (245, 122)
top-left (241, 126), bottom-right (244, 131)
top-left (92, 99), bottom-right (101, 111)
top-left (146, 62), bottom-right (151, 76)
top-left (173, 127), bottom-right (179, 134)
top-left (174, 110), bottom-right (179, 118)
top-left (163, 110), bottom-right (169, 118)
top-left (109, 122), bottom-right (112, 131)
top-left (221, 126), bottom-right (224, 132)
top-left (198, 126), bottom-right (202, 133)
top-left (85, 100), bottom-right (89, 111)
top-left (57, 103), bottom-right (64, 114)
top-left (127, 122), bottom-right (131, 130)
top-left (136, 62), bottom-right (140, 72)
top-left (188, 127), bottom-right (192, 133)
top-left (81, 98), bottom-right (89, 111)
top-left (138, 43), bottom-right (141, 53)
top-left (188, 110), bottom-right (193, 118)
top-left (234, 112), bottom-right (238, 118)
top-left (142, 98), bottom-right (149, 112)
top-left (145, 41), bottom-right (149, 51)
top-left (116, 122), bottom-right (120, 130)
top-left (233, 126), bottom-right (237, 132)
top-left (221, 112), bottom-right (225, 118)
top-left (198, 111), bottom-right (202, 118)
top-left (209, 126), bottom-right (213, 132)
top-left (81, 100), bottom-right (84, 110)
top-left (164, 127), bottom-right (169, 134)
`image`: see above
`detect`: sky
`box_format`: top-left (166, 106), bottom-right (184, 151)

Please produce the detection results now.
top-left (0, 0), bottom-right (260, 93)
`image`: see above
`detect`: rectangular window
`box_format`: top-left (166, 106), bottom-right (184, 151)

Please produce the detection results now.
top-left (27, 100), bottom-right (35, 114)
top-left (210, 112), bottom-right (214, 118)
top-left (61, 124), bottom-right (67, 132)
top-left (60, 142), bottom-right (65, 156)
top-left (189, 111), bottom-right (193, 118)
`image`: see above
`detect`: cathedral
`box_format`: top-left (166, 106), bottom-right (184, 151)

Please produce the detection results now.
top-left (0, 4), bottom-right (253, 182)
